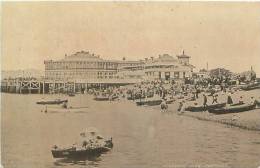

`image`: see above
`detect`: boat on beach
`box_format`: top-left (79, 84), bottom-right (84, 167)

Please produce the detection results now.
top-left (208, 102), bottom-right (256, 114)
top-left (94, 94), bottom-right (118, 101)
top-left (136, 98), bottom-right (162, 106)
top-left (240, 83), bottom-right (260, 91)
top-left (36, 99), bottom-right (68, 105)
top-left (51, 128), bottom-right (113, 159)
top-left (185, 103), bottom-right (226, 112)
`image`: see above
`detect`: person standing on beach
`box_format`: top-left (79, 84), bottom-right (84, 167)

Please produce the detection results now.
top-left (227, 92), bottom-right (233, 105)
top-left (203, 94), bottom-right (208, 111)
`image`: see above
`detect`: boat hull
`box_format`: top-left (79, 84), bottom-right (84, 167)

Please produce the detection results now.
top-left (52, 140), bottom-right (113, 159)
top-left (52, 147), bottom-right (110, 159)
top-left (208, 103), bottom-right (256, 114)
top-left (36, 99), bottom-right (68, 105)
top-left (136, 99), bottom-right (162, 106)
top-left (185, 103), bottom-right (226, 112)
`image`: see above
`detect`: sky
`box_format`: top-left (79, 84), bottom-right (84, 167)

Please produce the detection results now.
top-left (2, 2), bottom-right (260, 75)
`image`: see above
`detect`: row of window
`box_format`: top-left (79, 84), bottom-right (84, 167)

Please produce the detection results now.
top-left (45, 62), bottom-right (118, 70)
top-left (145, 71), bottom-right (187, 78)
top-left (45, 62), bottom-right (142, 70)
top-left (45, 71), bottom-right (117, 79)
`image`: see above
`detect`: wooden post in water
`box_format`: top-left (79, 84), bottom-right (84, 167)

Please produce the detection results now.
top-left (43, 81), bottom-right (45, 94)
top-left (38, 81), bottom-right (41, 94)
top-left (73, 81), bottom-right (76, 93)
top-left (29, 81), bottom-right (31, 94)
top-left (19, 81), bottom-right (22, 94)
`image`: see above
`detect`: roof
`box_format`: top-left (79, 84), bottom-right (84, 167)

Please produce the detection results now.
top-left (62, 51), bottom-right (103, 61)
top-left (177, 54), bottom-right (190, 58)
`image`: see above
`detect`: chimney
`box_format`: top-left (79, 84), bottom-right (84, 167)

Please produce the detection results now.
top-left (123, 57), bottom-right (126, 61)
top-left (145, 58), bottom-right (148, 61)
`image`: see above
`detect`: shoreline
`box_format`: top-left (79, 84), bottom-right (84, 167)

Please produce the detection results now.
top-left (168, 107), bottom-right (260, 131)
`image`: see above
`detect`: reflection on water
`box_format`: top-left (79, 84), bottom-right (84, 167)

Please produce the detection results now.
top-left (2, 93), bottom-right (260, 168)
top-left (53, 155), bottom-right (102, 167)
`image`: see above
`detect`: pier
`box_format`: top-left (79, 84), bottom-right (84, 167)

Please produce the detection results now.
top-left (0, 78), bottom-right (139, 94)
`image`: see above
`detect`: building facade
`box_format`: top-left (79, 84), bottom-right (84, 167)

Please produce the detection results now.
top-left (44, 51), bottom-right (142, 83)
top-left (118, 52), bottom-right (195, 82)
top-left (45, 50), bottom-right (194, 84)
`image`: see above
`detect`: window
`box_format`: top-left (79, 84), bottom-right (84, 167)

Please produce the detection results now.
top-left (174, 72), bottom-right (180, 78)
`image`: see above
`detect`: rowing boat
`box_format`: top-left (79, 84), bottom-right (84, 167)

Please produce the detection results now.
top-left (185, 103), bottom-right (226, 112)
top-left (208, 103), bottom-right (256, 114)
top-left (36, 99), bottom-right (68, 105)
top-left (136, 99), bottom-right (162, 106)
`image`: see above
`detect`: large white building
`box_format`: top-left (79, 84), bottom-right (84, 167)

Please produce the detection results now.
top-left (44, 51), bottom-right (142, 83)
top-left (118, 52), bottom-right (195, 82)
top-left (44, 50), bottom-right (195, 84)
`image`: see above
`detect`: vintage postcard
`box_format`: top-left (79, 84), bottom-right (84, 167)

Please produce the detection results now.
top-left (1, 2), bottom-right (260, 168)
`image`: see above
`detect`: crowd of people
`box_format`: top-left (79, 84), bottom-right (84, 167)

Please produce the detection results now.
top-left (81, 76), bottom-right (259, 113)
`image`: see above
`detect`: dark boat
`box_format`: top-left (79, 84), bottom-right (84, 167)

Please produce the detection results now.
top-left (208, 102), bottom-right (256, 114)
top-left (185, 103), bottom-right (226, 112)
top-left (241, 83), bottom-right (260, 91)
top-left (36, 99), bottom-right (68, 105)
top-left (127, 92), bottom-right (154, 100)
top-left (94, 94), bottom-right (118, 101)
top-left (52, 146), bottom-right (112, 159)
top-left (51, 129), bottom-right (113, 159)
top-left (136, 99), bottom-right (162, 106)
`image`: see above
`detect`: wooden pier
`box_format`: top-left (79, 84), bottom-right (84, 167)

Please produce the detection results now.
top-left (1, 78), bottom-right (138, 94)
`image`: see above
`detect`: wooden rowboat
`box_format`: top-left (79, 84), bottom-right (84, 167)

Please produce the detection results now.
top-left (36, 99), bottom-right (68, 105)
top-left (208, 103), bottom-right (256, 114)
top-left (185, 103), bottom-right (226, 112)
top-left (136, 99), bottom-right (162, 106)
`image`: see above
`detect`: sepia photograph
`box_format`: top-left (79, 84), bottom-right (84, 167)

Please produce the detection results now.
top-left (1, 1), bottom-right (260, 168)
